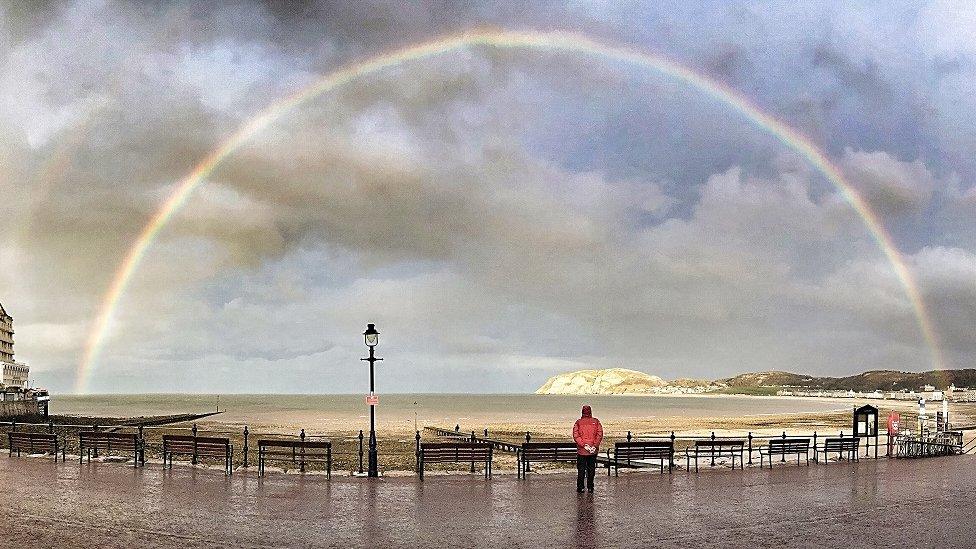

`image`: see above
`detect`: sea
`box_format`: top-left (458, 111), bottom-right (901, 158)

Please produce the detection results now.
top-left (50, 394), bottom-right (844, 434)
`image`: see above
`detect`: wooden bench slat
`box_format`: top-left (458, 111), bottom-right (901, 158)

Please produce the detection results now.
top-left (418, 443), bottom-right (493, 480)
top-left (257, 438), bottom-right (333, 478)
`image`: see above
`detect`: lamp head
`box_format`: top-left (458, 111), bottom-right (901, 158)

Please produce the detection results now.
top-left (364, 323), bottom-right (379, 347)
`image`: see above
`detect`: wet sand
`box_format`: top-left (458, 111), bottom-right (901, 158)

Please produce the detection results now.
top-left (0, 450), bottom-right (971, 548)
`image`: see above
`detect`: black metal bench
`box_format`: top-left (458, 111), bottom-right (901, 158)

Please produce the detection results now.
top-left (759, 437), bottom-right (810, 468)
top-left (8, 432), bottom-right (64, 462)
top-left (79, 431), bottom-right (144, 467)
top-left (258, 439), bottom-right (331, 478)
top-left (684, 440), bottom-right (745, 472)
top-left (518, 442), bottom-right (577, 479)
top-left (163, 434), bottom-right (233, 474)
top-left (609, 441), bottom-right (674, 475)
top-left (816, 437), bottom-right (859, 463)
top-left (418, 442), bottom-right (493, 480)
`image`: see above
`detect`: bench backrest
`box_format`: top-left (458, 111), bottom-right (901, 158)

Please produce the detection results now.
top-left (257, 440), bottom-right (331, 452)
top-left (79, 431), bottom-right (139, 451)
top-left (420, 442), bottom-right (492, 463)
top-left (694, 440), bottom-right (744, 449)
top-left (163, 434), bottom-right (230, 455)
top-left (8, 432), bottom-right (58, 450)
top-left (520, 442), bottom-right (578, 462)
top-left (823, 437), bottom-right (859, 451)
top-left (768, 438), bottom-right (810, 452)
top-left (615, 441), bottom-right (673, 459)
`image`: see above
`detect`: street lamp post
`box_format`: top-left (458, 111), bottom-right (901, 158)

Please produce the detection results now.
top-left (362, 323), bottom-right (382, 477)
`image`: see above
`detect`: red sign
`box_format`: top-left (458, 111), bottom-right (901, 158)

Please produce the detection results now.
top-left (887, 411), bottom-right (900, 435)
top-left (366, 394), bottom-right (379, 406)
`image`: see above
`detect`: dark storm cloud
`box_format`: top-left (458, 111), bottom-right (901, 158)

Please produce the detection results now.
top-left (1, 1), bottom-right (974, 393)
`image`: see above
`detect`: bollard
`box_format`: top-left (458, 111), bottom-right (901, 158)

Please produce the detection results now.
top-left (358, 430), bottom-right (364, 474)
top-left (747, 432), bottom-right (753, 465)
top-left (243, 426), bottom-right (249, 468)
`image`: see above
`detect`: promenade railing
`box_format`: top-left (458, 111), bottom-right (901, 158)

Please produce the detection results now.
top-left (0, 419), bottom-right (412, 473)
top-left (427, 424), bottom-right (911, 467)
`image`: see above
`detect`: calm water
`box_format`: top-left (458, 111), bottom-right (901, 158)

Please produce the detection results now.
top-left (52, 394), bottom-right (843, 432)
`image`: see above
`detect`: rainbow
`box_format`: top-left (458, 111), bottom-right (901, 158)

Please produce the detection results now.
top-left (75, 29), bottom-right (945, 393)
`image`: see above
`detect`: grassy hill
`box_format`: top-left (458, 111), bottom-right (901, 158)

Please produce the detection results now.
top-left (721, 369), bottom-right (976, 392)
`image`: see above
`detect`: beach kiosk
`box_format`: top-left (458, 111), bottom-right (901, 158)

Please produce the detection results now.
top-left (853, 404), bottom-right (879, 459)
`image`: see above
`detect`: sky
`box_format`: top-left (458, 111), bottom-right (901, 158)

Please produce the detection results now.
top-left (1, 1), bottom-right (974, 394)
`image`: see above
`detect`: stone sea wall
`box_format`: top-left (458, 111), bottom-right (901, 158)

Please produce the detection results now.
top-left (0, 399), bottom-right (38, 418)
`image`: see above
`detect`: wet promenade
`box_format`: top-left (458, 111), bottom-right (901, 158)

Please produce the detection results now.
top-left (0, 455), bottom-right (971, 548)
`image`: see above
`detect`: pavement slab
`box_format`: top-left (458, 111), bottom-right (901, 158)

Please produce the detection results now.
top-left (0, 454), bottom-right (971, 548)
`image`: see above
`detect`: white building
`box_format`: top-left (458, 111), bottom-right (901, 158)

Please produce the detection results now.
top-left (0, 301), bottom-right (29, 389)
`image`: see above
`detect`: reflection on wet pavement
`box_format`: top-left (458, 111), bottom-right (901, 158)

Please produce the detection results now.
top-left (0, 455), bottom-right (971, 547)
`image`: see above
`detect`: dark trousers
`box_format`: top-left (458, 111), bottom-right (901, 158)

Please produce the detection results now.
top-left (577, 454), bottom-right (596, 491)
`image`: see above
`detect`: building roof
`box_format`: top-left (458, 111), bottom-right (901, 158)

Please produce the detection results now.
top-left (0, 301), bottom-right (6, 319)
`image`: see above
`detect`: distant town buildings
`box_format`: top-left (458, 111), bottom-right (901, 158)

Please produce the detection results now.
top-left (777, 387), bottom-right (976, 402)
top-left (0, 301), bottom-right (30, 390)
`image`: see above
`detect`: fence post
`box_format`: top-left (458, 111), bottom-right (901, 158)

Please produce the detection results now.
top-left (243, 426), bottom-right (249, 468)
top-left (138, 424), bottom-right (145, 463)
top-left (92, 424), bottom-right (98, 458)
top-left (415, 430), bottom-right (421, 472)
top-left (748, 432), bottom-right (753, 465)
top-left (299, 429), bottom-right (306, 472)
top-left (191, 423), bottom-right (198, 464)
top-left (781, 431), bottom-right (786, 462)
top-left (358, 430), bottom-right (364, 474)
top-left (484, 428), bottom-right (488, 438)
top-left (711, 432), bottom-right (716, 466)
top-left (455, 424), bottom-right (460, 433)
top-left (47, 422), bottom-right (53, 434)
top-left (813, 431), bottom-right (818, 461)
top-left (526, 432), bottom-right (531, 443)
top-left (626, 431), bottom-right (632, 442)
top-left (471, 431), bottom-right (476, 473)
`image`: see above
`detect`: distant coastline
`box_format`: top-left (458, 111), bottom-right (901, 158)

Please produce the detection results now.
top-left (536, 367), bottom-right (976, 396)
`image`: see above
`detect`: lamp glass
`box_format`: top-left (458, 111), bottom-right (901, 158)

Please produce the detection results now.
top-left (364, 324), bottom-right (379, 347)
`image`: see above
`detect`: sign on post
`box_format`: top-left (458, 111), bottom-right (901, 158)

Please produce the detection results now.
top-left (887, 411), bottom-right (900, 436)
top-left (366, 394), bottom-right (379, 406)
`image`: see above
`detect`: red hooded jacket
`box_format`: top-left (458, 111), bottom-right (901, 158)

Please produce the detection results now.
top-left (572, 405), bottom-right (603, 456)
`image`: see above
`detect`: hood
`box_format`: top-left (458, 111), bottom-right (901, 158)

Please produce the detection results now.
top-left (581, 405), bottom-right (592, 418)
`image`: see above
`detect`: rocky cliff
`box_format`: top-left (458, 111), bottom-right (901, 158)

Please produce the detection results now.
top-left (535, 368), bottom-right (718, 395)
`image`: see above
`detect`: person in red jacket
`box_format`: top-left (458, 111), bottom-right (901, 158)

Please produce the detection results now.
top-left (573, 405), bottom-right (603, 493)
